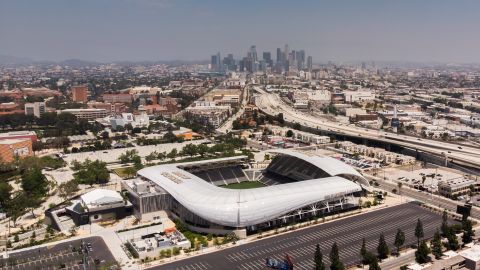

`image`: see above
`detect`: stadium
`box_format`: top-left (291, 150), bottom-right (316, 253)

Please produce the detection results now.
top-left (136, 149), bottom-right (369, 237)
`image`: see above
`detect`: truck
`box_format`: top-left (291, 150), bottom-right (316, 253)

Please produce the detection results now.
top-left (265, 254), bottom-right (293, 270)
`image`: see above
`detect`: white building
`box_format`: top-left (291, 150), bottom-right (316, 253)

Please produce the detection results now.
top-left (110, 111), bottom-right (150, 130)
top-left (343, 90), bottom-right (375, 103)
top-left (24, 102), bottom-right (46, 118)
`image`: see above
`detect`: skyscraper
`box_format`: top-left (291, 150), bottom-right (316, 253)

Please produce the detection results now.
top-left (307, 56), bottom-right (313, 72)
top-left (211, 52), bottom-right (222, 71)
top-left (263, 52), bottom-right (272, 67)
top-left (276, 48), bottom-right (282, 63)
top-left (249, 45), bottom-right (258, 62)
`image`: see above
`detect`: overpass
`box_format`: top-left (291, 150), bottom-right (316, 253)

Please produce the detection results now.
top-left (253, 86), bottom-right (480, 171)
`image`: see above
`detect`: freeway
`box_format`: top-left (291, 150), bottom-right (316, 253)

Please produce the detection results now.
top-left (149, 203), bottom-right (449, 270)
top-left (253, 86), bottom-right (480, 170)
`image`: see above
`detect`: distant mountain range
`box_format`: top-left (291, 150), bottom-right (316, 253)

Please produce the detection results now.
top-left (0, 54), bottom-right (34, 65)
top-left (0, 54), bottom-right (209, 66)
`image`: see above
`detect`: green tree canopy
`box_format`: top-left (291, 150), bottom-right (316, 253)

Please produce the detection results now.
top-left (315, 243), bottom-right (325, 270)
top-left (431, 229), bottom-right (443, 259)
top-left (377, 233), bottom-right (389, 260)
top-left (415, 240), bottom-right (431, 264)
top-left (394, 229), bottom-right (405, 255)
top-left (329, 242), bottom-right (344, 270)
top-left (415, 218), bottom-right (424, 247)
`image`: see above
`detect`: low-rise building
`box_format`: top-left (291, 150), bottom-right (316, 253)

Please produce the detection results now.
top-left (102, 93), bottom-right (133, 104)
top-left (65, 189), bottom-right (133, 225)
top-left (110, 112), bottom-right (150, 130)
top-left (0, 138), bottom-right (33, 162)
top-left (0, 131), bottom-right (37, 142)
top-left (128, 229), bottom-right (190, 260)
top-left (0, 102), bottom-right (23, 115)
top-left (58, 108), bottom-right (108, 120)
top-left (438, 178), bottom-right (476, 198)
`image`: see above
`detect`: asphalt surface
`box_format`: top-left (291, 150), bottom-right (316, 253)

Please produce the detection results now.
top-left (375, 177), bottom-right (480, 219)
top-left (0, 236), bottom-right (117, 270)
top-left (149, 203), bottom-right (452, 270)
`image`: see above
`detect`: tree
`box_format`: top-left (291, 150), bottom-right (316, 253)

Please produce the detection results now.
top-left (329, 242), bottom-right (344, 270)
top-left (145, 151), bottom-right (158, 162)
top-left (181, 143), bottom-right (198, 157)
top-left (415, 218), bottom-right (424, 247)
top-left (167, 148), bottom-right (178, 159)
top-left (431, 229), bottom-right (443, 259)
top-left (276, 113), bottom-right (285, 125)
top-left (286, 130), bottom-right (294, 138)
top-left (21, 167), bottom-right (49, 198)
top-left (377, 233), bottom-right (389, 260)
top-left (394, 229), bottom-right (405, 255)
top-left (360, 238), bottom-right (367, 263)
top-left (397, 182), bottom-right (402, 195)
top-left (446, 227), bottom-right (459, 251)
top-left (415, 240), bottom-right (431, 264)
top-left (73, 159), bottom-right (110, 186)
top-left (57, 180), bottom-right (79, 201)
top-left (462, 219), bottom-right (474, 244)
top-left (0, 181), bottom-right (12, 206)
top-left (163, 131), bottom-right (178, 143)
top-left (123, 166), bottom-right (137, 179)
top-left (100, 131), bottom-right (109, 140)
top-left (368, 255), bottom-right (381, 270)
top-left (441, 210), bottom-right (449, 237)
top-left (197, 144), bottom-right (209, 158)
top-left (314, 244), bottom-right (325, 270)
top-left (5, 192), bottom-right (27, 226)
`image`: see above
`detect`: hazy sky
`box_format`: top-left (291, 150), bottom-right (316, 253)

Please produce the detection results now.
top-left (1, 0), bottom-right (480, 63)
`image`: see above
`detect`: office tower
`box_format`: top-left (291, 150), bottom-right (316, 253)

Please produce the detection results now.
top-left (24, 102), bottom-right (46, 118)
top-left (239, 58), bottom-right (245, 72)
top-left (211, 54), bottom-right (218, 70)
top-left (72, 85), bottom-right (88, 103)
top-left (211, 52), bottom-right (222, 71)
top-left (249, 45), bottom-right (258, 62)
top-left (216, 52), bottom-right (221, 71)
top-left (284, 44), bottom-right (289, 60)
top-left (276, 48), bottom-right (282, 63)
top-left (244, 57), bottom-right (254, 73)
top-left (263, 52), bottom-right (272, 67)
top-left (307, 56), bottom-right (313, 72)
top-left (298, 50), bottom-right (306, 69)
top-left (223, 54), bottom-right (236, 71)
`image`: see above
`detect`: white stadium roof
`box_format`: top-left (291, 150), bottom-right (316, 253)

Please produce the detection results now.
top-left (138, 150), bottom-right (366, 228)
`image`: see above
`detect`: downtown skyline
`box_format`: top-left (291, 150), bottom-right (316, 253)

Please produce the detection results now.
top-left (1, 0), bottom-right (480, 63)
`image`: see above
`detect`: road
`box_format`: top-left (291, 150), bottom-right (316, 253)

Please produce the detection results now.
top-left (371, 175), bottom-right (480, 219)
top-left (217, 85), bottom-right (250, 134)
top-left (149, 203), bottom-right (450, 270)
top-left (253, 86), bottom-right (480, 170)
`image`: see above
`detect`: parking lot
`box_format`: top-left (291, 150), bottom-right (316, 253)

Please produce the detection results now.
top-left (149, 203), bottom-right (452, 270)
top-left (0, 236), bottom-right (117, 270)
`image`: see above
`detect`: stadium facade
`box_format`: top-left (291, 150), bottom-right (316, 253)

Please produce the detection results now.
top-left (135, 149), bottom-right (368, 237)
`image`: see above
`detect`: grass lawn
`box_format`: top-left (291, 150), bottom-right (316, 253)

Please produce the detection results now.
top-left (112, 167), bottom-right (137, 178)
top-left (221, 181), bottom-right (266, 189)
